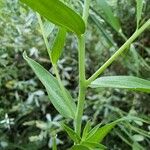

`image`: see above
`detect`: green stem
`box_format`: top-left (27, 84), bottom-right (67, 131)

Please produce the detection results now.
top-left (75, 0), bottom-right (91, 136)
top-left (36, 13), bottom-right (51, 58)
top-left (37, 13), bottom-right (75, 117)
top-left (86, 19), bottom-right (150, 85)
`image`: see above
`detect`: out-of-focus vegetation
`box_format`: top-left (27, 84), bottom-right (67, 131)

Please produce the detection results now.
top-left (0, 0), bottom-right (150, 149)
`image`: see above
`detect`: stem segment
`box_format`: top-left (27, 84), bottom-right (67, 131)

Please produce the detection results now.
top-left (86, 19), bottom-right (150, 85)
top-left (75, 0), bottom-right (91, 136)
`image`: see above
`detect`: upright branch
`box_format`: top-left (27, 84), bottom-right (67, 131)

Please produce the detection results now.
top-left (74, 0), bottom-right (91, 136)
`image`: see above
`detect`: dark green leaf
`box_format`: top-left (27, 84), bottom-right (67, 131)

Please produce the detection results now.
top-left (90, 76), bottom-right (150, 93)
top-left (23, 52), bottom-right (76, 119)
top-left (51, 27), bottom-right (66, 64)
top-left (96, 0), bottom-right (121, 32)
top-left (20, 0), bottom-right (85, 35)
top-left (61, 124), bottom-right (81, 144)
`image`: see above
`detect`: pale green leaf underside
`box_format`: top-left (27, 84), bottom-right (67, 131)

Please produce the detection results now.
top-left (23, 52), bottom-right (76, 119)
top-left (96, 0), bottom-right (121, 32)
top-left (20, 0), bottom-right (85, 35)
top-left (90, 76), bottom-right (150, 93)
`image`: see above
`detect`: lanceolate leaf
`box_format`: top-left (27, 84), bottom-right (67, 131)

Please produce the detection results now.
top-left (20, 0), bottom-right (85, 35)
top-left (82, 121), bottom-right (91, 140)
top-left (86, 117), bottom-right (147, 143)
top-left (136, 0), bottom-right (144, 29)
top-left (23, 52), bottom-right (76, 119)
top-left (81, 141), bottom-right (107, 150)
top-left (90, 76), bottom-right (150, 93)
top-left (51, 27), bottom-right (66, 64)
top-left (61, 124), bottom-right (81, 144)
top-left (96, 0), bottom-right (121, 32)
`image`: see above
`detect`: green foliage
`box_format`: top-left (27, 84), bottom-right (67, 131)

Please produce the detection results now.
top-left (1, 0), bottom-right (150, 149)
top-left (51, 27), bottom-right (67, 64)
top-left (96, 0), bottom-right (121, 32)
top-left (20, 0), bottom-right (85, 35)
top-left (61, 124), bottom-right (81, 143)
top-left (136, 0), bottom-right (144, 29)
top-left (90, 76), bottom-right (150, 93)
top-left (23, 52), bottom-right (76, 119)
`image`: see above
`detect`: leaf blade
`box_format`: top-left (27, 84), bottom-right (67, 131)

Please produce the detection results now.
top-left (20, 0), bottom-right (85, 35)
top-left (23, 52), bottom-right (76, 119)
top-left (90, 76), bottom-right (150, 93)
top-left (61, 124), bottom-right (81, 144)
top-left (96, 0), bottom-right (121, 32)
top-left (71, 145), bottom-right (90, 150)
top-left (51, 27), bottom-right (66, 64)
top-left (136, 0), bottom-right (144, 29)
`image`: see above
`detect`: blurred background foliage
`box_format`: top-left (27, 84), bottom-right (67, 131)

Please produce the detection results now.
top-left (0, 0), bottom-right (150, 149)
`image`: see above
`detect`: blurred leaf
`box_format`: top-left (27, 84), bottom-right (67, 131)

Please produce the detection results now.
top-left (96, 0), bottom-right (121, 32)
top-left (71, 145), bottom-right (90, 150)
top-left (61, 124), bottom-right (81, 143)
top-left (51, 27), bottom-right (66, 64)
top-left (20, 0), bottom-right (85, 35)
top-left (90, 76), bottom-right (150, 93)
top-left (136, 0), bottom-right (144, 29)
top-left (133, 134), bottom-right (144, 142)
top-left (132, 142), bottom-right (144, 150)
top-left (23, 52), bottom-right (76, 119)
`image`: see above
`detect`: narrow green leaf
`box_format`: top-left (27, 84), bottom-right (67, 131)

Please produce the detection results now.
top-left (86, 123), bottom-right (102, 140)
top-left (81, 141), bottom-right (107, 150)
top-left (86, 117), bottom-right (141, 143)
top-left (82, 121), bottom-right (91, 140)
top-left (136, 0), bottom-right (144, 29)
top-left (23, 52), bottom-right (76, 119)
top-left (51, 27), bottom-right (66, 64)
top-left (90, 76), bottom-right (150, 93)
top-left (61, 124), bottom-right (81, 144)
top-left (20, 0), bottom-right (85, 35)
top-left (96, 0), bottom-right (121, 32)
top-left (71, 145), bottom-right (90, 150)
top-left (86, 120), bottom-right (119, 143)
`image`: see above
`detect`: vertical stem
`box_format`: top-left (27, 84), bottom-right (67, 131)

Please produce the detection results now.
top-left (75, 0), bottom-right (90, 136)
top-left (75, 35), bottom-right (86, 136)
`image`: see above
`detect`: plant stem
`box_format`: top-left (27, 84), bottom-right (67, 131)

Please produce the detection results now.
top-left (75, 0), bottom-right (91, 136)
top-left (37, 13), bottom-right (75, 117)
top-left (86, 19), bottom-right (150, 85)
top-left (36, 13), bottom-right (51, 58)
